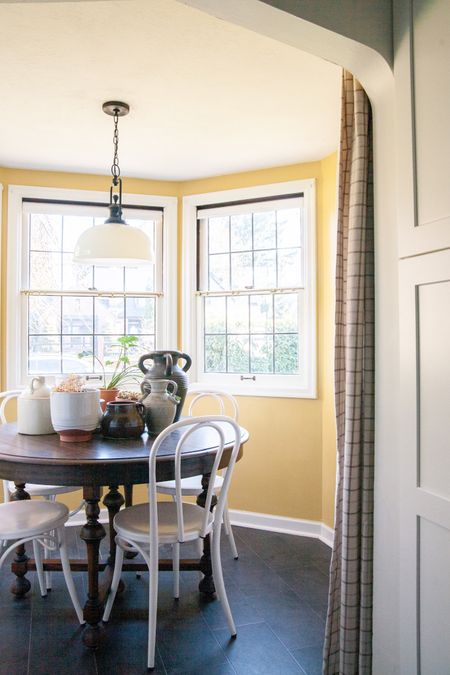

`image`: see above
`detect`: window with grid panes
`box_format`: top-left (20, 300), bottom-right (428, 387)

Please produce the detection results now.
top-left (191, 180), bottom-right (316, 397)
top-left (18, 199), bottom-right (163, 383)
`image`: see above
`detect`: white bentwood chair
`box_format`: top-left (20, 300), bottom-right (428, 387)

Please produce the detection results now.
top-left (0, 499), bottom-right (84, 624)
top-left (102, 415), bottom-right (241, 671)
top-left (156, 390), bottom-right (239, 560)
top-left (0, 390), bottom-right (84, 589)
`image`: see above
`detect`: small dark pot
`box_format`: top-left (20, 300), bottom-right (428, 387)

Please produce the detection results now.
top-left (101, 401), bottom-right (145, 439)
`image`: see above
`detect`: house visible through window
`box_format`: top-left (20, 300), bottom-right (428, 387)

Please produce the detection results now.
top-left (183, 180), bottom-right (316, 398)
top-left (7, 187), bottom-right (177, 388)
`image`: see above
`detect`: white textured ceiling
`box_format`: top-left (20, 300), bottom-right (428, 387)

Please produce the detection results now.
top-left (0, 0), bottom-right (340, 180)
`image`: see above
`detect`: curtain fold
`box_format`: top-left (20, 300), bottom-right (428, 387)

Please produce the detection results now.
top-left (323, 70), bottom-right (375, 675)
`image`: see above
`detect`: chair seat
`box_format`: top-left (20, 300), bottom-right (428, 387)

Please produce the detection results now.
top-left (156, 474), bottom-right (224, 496)
top-left (114, 501), bottom-right (214, 544)
top-left (7, 481), bottom-right (81, 497)
top-left (0, 500), bottom-right (69, 539)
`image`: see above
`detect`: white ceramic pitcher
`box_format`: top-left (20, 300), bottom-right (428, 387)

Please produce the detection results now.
top-left (17, 376), bottom-right (55, 435)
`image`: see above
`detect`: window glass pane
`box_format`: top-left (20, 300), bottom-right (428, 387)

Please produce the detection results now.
top-left (94, 335), bottom-right (122, 374)
top-left (62, 297), bottom-right (93, 334)
top-left (209, 254), bottom-right (230, 291)
top-left (62, 216), bottom-right (94, 252)
top-left (125, 266), bottom-right (154, 292)
top-left (275, 334), bottom-right (299, 373)
top-left (94, 266), bottom-right (124, 292)
top-left (250, 334), bottom-right (274, 373)
top-left (94, 298), bottom-right (124, 334)
top-left (30, 214), bottom-right (62, 251)
top-left (30, 252), bottom-right (61, 290)
top-left (253, 211), bottom-right (276, 250)
top-left (274, 294), bottom-right (298, 333)
top-left (129, 336), bottom-right (155, 364)
top-left (231, 252), bottom-right (252, 290)
top-left (277, 248), bottom-right (302, 287)
top-left (29, 336), bottom-right (61, 374)
top-left (62, 336), bottom-right (93, 373)
top-left (227, 296), bottom-right (249, 334)
top-left (29, 296), bottom-right (60, 334)
top-left (250, 295), bottom-right (273, 334)
top-left (126, 297), bottom-right (155, 335)
top-left (230, 214), bottom-right (252, 251)
top-left (205, 335), bottom-right (226, 372)
top-left (204, 296), bottom-right (226, 334)
top-left (228, 335), bottom-right (249, 372)
top-left (254, 250), bottom-right (276, 288)
top-left (277, 208), bottom-right (301, 248)
top-left (208, 216), bottom-right (229, 254)
top-left (62, 254), bottom-right (93, 290)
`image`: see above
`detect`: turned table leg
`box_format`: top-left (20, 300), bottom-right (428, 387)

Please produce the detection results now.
top-left (80, 486), bottom-right (106, 649)
top-left (10, 483), bottom-right (31, 597)
top-left (103, 485), bottom-right (124, 566)
top-left (196, 473), bottom-right (217, 596)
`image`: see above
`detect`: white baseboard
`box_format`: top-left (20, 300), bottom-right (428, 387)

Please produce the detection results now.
top-left (67, 506), bottom-right (334, 548)
top-left (228, 509), bottom-right (334, 548)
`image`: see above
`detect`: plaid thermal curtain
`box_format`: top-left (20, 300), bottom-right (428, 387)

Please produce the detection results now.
top-left (323, 70), bottom-right (375, 675)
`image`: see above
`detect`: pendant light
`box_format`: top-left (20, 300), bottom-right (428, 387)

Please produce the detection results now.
top-left (73, 101), bottom-right (154, 266)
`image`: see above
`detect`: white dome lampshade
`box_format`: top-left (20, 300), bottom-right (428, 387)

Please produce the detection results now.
top-left (73, 219), bottom-right (154, 266)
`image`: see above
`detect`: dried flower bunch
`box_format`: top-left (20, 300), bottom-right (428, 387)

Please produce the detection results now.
top-left (117, 390), bottom-right (141, 401)
top-left (53, 374), bottom-right (86, 393)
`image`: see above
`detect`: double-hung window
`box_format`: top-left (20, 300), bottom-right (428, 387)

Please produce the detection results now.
top-left (183, 180), bottom-right (316, 397)
top-left (7, 186), bottom-right (177, 388)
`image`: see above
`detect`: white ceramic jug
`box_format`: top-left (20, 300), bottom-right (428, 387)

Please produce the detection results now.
top-left (17, 376), bottom-right (55, 435)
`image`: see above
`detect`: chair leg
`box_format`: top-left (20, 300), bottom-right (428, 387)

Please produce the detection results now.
top-left (172, 542), bottom-right (180, 599)
top-left (44, 495), bottom-right (55, 590)
top-left (196, 537), bottom-right (203, 580)
top-left (223, 502), bottom-right (238, 559)
top-left (58, 527), bottom-right (84, 624)
top-left (33, 539), bottom-right (47, 597)
top-left (211, 527), bottom-right (236, 637)
top-left (147, 544), bottom-right (159, 671)
top-left (103, 545), bottom-right (125, 622)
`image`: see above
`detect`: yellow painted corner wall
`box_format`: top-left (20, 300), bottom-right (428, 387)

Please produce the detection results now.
top-left (319, 153), bottom-right (337, 528)
top-left (0, 158), bottom-right (337, 526)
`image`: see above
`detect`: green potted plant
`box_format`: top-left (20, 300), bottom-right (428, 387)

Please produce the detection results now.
top-left (79, 335), bottom-right (142, 411)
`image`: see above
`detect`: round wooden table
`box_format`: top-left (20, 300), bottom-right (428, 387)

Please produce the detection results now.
top-left (0, 420), bottom-right (247, 648)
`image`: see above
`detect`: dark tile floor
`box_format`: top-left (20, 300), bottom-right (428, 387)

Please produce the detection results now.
top-left (0, 526), bottom-right (331, 675)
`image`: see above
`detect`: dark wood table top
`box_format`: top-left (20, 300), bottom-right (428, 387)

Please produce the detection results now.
top-left (0, 421), bottom-right (248, 487)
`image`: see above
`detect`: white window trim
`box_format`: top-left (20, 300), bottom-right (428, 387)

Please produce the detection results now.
top-left (7, 184), bottom-right (178, 389)
top-left (182, 179), bottom-right (317, 399)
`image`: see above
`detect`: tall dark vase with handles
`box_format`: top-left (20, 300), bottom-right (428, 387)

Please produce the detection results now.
top-left (138, 350), bottom-right (192, 422)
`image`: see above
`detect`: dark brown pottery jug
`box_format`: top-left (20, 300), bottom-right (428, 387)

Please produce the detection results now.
top-left (101, 401), bottom-right (145, 439)
top-left (138, 350), bottom-right (192, 422)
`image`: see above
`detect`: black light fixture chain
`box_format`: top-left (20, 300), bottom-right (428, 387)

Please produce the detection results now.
top-left (111, 109), bottom-right (121, 185)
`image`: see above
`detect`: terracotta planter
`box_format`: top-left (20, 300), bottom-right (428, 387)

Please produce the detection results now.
top-left (99, 388), bottom-right (119, 412)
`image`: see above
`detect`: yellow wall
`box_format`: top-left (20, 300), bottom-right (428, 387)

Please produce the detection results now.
top-left (0, 157), bottom-right (337, 526)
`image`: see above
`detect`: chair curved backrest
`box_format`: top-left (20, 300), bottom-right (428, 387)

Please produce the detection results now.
top-left (0, 391), bottom-right (22, 504)
top-left (188, 390), bottom-right (239, 422)
top-left (0, 390), bottom-right (21, 425)
top-left (149, 415), bottom-right (241, 543)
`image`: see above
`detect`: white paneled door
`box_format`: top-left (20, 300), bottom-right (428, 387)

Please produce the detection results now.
top-left (395, 1), bottom-right (450, 674)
